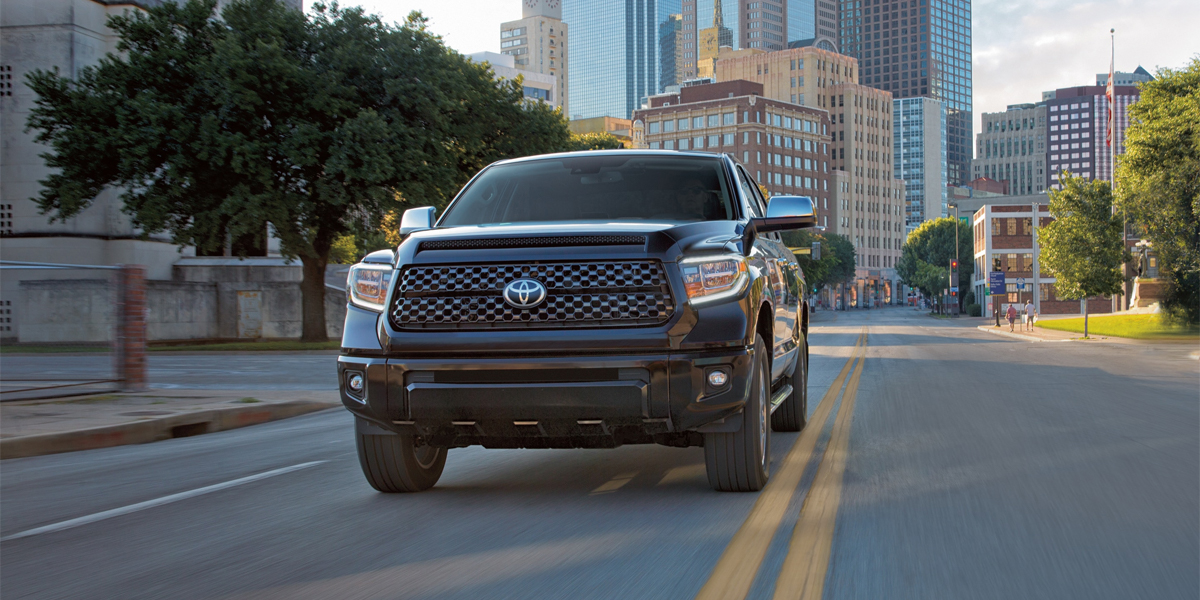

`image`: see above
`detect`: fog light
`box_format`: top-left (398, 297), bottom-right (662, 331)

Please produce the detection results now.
top-left (348, 373), bottom-right (364, 393)
top-left (707, 370), bottom-right (729, 387)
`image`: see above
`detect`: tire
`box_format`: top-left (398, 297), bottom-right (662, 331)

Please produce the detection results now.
top-left (356, 426), bottom-right (447, 493)
top-left (771, 335), bottom-right (808, 432)
top-left (705, 334), bottom-right (771, 492)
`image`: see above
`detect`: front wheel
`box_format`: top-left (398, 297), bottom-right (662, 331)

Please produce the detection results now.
top-left (705, 334), bottom-right (771, 492)
top-left (771, 336), bottom-right (808, 432)
top-left (356, 425), bottom-right (447, 493)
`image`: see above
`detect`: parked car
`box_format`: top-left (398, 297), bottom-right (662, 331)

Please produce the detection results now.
top-left (338, 150), bottom-right (816, 492)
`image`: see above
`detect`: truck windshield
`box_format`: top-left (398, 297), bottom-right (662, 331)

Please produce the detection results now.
top-left (438, 155), bottom-right (738, 226)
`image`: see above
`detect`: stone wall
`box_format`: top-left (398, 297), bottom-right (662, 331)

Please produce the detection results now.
top-left (15, 278), bottom-right (346, 343)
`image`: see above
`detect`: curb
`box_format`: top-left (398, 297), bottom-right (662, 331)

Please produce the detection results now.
top-left (975, 326), bottom-right (1072, 343)
top-left (0, 400), bottom-right (338, 460)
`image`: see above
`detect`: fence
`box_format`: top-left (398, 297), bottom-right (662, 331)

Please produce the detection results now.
top-left (0, 261), bottom-right (146, 399)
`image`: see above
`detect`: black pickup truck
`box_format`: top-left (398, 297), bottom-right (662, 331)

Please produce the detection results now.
top-left (338, 150), bottom-right (816, 492)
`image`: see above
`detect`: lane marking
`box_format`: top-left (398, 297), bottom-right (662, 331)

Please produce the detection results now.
top-left (657, 464), bottom-right (706, 486)
top-left (695, 328), bottom-right (867, 600)
top-left (590, 471), bottom-right (639, 495)
top-left (772, 338), bottom-right (867, 599)
top-left (0, 461), bottom-right (326, 542)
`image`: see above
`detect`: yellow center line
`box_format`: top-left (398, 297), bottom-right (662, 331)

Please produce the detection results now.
top-left (771, 332), bottom-right (868, 600)
top-left (695, 328), bottom-right (868, 600)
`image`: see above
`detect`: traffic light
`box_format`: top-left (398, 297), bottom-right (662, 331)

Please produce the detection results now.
top-left (993, 257), bottom-right (1002, 271)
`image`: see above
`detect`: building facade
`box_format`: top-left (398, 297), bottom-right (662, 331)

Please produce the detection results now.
top-left (712, 47), bottom-right (904, 305)
top-left (1, 0), bottom-right (193, 279)
top-left (565, 0), bottom-right (681, 119)
top-left (500, 0), bottom-right (568, 116)
top-left (634, 80), bottom-right (835, 223)
top-left (1096, 66), bottom-right (1153, 87)
top-left (893, 96), bottom-right (946, 231)
top-left (1044, 84), bottom-right (1139, 188)
top-left (838, 0), bottom-right (972, 186)
top-left (468, 52), bottom-right (559, 110)
top-left (972, 102), bottom-right (1047, 196)
top-left (971, 201), bottom-right (1114, 317)
top-left (714, 45), bottom-right (856, 107)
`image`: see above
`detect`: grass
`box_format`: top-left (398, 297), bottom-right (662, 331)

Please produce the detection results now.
top-left (1, 340), bottom-right (340, 354)
top-left (1036, 314), bottom-right (1200, 340)
top-left (234, 397), bottom-right (262, 404)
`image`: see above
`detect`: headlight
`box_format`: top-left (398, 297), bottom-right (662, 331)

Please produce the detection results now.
top-left (347, 263), bottom-right (394, 312)
top-left (679, 254), bottom-right (748, 305)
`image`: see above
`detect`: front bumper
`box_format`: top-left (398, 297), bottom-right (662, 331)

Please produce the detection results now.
top-left (339, 347), bottom-right (754, 448)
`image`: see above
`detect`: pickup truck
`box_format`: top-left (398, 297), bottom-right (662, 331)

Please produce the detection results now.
top-left (338, 150), bottom-right (816, 492)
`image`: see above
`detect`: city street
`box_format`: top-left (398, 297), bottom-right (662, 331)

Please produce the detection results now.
top-left (1, 308), bottom-right (1196, 599)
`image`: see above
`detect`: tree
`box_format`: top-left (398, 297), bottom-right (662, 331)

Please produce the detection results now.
top-left (1039, 173), bottom-right (1124, 337)
top-left (566, 131), bottom-right (626, 151)
top-left (1116, 58), bottom-right (1200, 324)
top-left (26, 0), bottom-right (571, 341)
top-left (782, 230), bottom-right (855, 305)
top-left (896, 217), bottom-right (973, 307)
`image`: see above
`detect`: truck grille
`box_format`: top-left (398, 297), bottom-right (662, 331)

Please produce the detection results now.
top-left (390, 261), bottom-right (675, 329)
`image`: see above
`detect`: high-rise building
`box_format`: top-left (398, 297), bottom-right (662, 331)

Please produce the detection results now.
top-left (565, 0), bottom-right (681, 119)
top-left (972, 103), bottom-right (1046, 196)
top-left (893, 97), bottom-right (946, 231)
top-left (839, 0), bottom-right (972, 186)
top-left (714, 47), bottom-right (905, 306)
top-left (501, 0), bottom-right (568, 117)
top-left (660, 14), bottom-right (685, 90)
top-left (1043, 84), bottom-right (1139, 188)
top-left (1096, 65), bottom-right (1153, 87)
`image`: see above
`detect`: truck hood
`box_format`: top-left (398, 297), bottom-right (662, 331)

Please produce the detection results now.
top-left (395, 220), bottom-right (747, 265)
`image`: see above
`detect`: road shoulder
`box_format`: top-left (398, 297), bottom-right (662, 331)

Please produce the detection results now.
top-left (0, 390), bottom-right (339, 459)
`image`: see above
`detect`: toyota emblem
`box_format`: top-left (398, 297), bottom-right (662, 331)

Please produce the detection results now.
top-left (503, 279), bottom-right (548, 309)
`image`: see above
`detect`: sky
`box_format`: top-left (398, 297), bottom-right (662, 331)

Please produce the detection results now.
top-left (347, 0), bottom-right (1198, 152)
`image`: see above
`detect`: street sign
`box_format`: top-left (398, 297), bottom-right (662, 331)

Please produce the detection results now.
top-left (950, 286), bottom-right (959, 293)
top-left (1016, 278), bottom-right (1026, 290)
top-left (988, 271), bottom-right (1005, 295)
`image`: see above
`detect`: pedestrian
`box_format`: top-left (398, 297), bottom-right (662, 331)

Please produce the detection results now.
top-left (1005, 303), bottom-right (1017, 332)
top-left (1023, 299), bottom-right (1037, 332)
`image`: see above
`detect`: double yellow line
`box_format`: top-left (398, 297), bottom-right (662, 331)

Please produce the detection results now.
top-left (696, 327), bottom-right (869, 600)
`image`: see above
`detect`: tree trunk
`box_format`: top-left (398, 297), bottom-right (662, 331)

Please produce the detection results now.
top-left (300, 254), bottom-right (329, 342)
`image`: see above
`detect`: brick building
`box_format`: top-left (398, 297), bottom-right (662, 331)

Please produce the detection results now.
top-left (633, 80), bottom-right (835, 228)
top-left (714, 47), bottom-right (906, 306)
top-left (971, 202), bottom-right (1114, 316)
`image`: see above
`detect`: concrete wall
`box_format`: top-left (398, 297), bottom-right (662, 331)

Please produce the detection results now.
top-left (14, 278), bottom-right (346, 343)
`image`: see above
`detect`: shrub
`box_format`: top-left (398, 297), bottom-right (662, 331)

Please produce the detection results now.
top-left (966, 303), bottom-right (982, 317)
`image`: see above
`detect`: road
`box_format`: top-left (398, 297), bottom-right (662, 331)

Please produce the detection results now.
top-left (0, 353), bottom-right (338, 392)
top-left (2, 308), bottom-right (1197, 599)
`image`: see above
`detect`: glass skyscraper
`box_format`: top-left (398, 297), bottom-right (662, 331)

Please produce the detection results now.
top-left (565, 0), bottom-right (683, 120)
top-left (894, 97), bottom-right (947, 231)
top-left (839, 0), bottom-right (972, 185)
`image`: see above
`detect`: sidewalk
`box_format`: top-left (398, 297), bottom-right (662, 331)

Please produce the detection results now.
top-left (975, 322), bottom-right (1098, 342)
top-left (0, 389), bottom-right (339, 459)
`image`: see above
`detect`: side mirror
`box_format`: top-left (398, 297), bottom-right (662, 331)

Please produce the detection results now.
top-left (399, 206), bottom-right (436, 237)
top-left (753, 196), bottom-right (817, 232)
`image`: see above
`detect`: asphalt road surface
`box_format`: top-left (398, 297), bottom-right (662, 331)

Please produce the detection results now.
top-left (0, 353), bottom-right (339, 392)
top-left (2, 308), bottom-right (1197, 599)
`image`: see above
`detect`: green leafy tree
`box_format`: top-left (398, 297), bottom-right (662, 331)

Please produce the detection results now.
top-left (566, 131), bottom-right (626, 151)
top-left (782, 231), bottom-right (855, 305)
top-left (896, 217), bottom-right (973, 307)
top-left (1116, 58), bottom-right (1200, 324)
top-left (26, 0), bottom-right (570, 340)
top-left (1039, 173), bottom-right (1124, 336)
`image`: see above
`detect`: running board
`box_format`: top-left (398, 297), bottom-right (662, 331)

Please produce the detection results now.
top-left (769, 383), bottom-right (793, 414)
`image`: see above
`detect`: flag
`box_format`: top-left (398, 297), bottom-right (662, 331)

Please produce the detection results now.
top-left (1106, 56), bottom-right (1115, 147)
